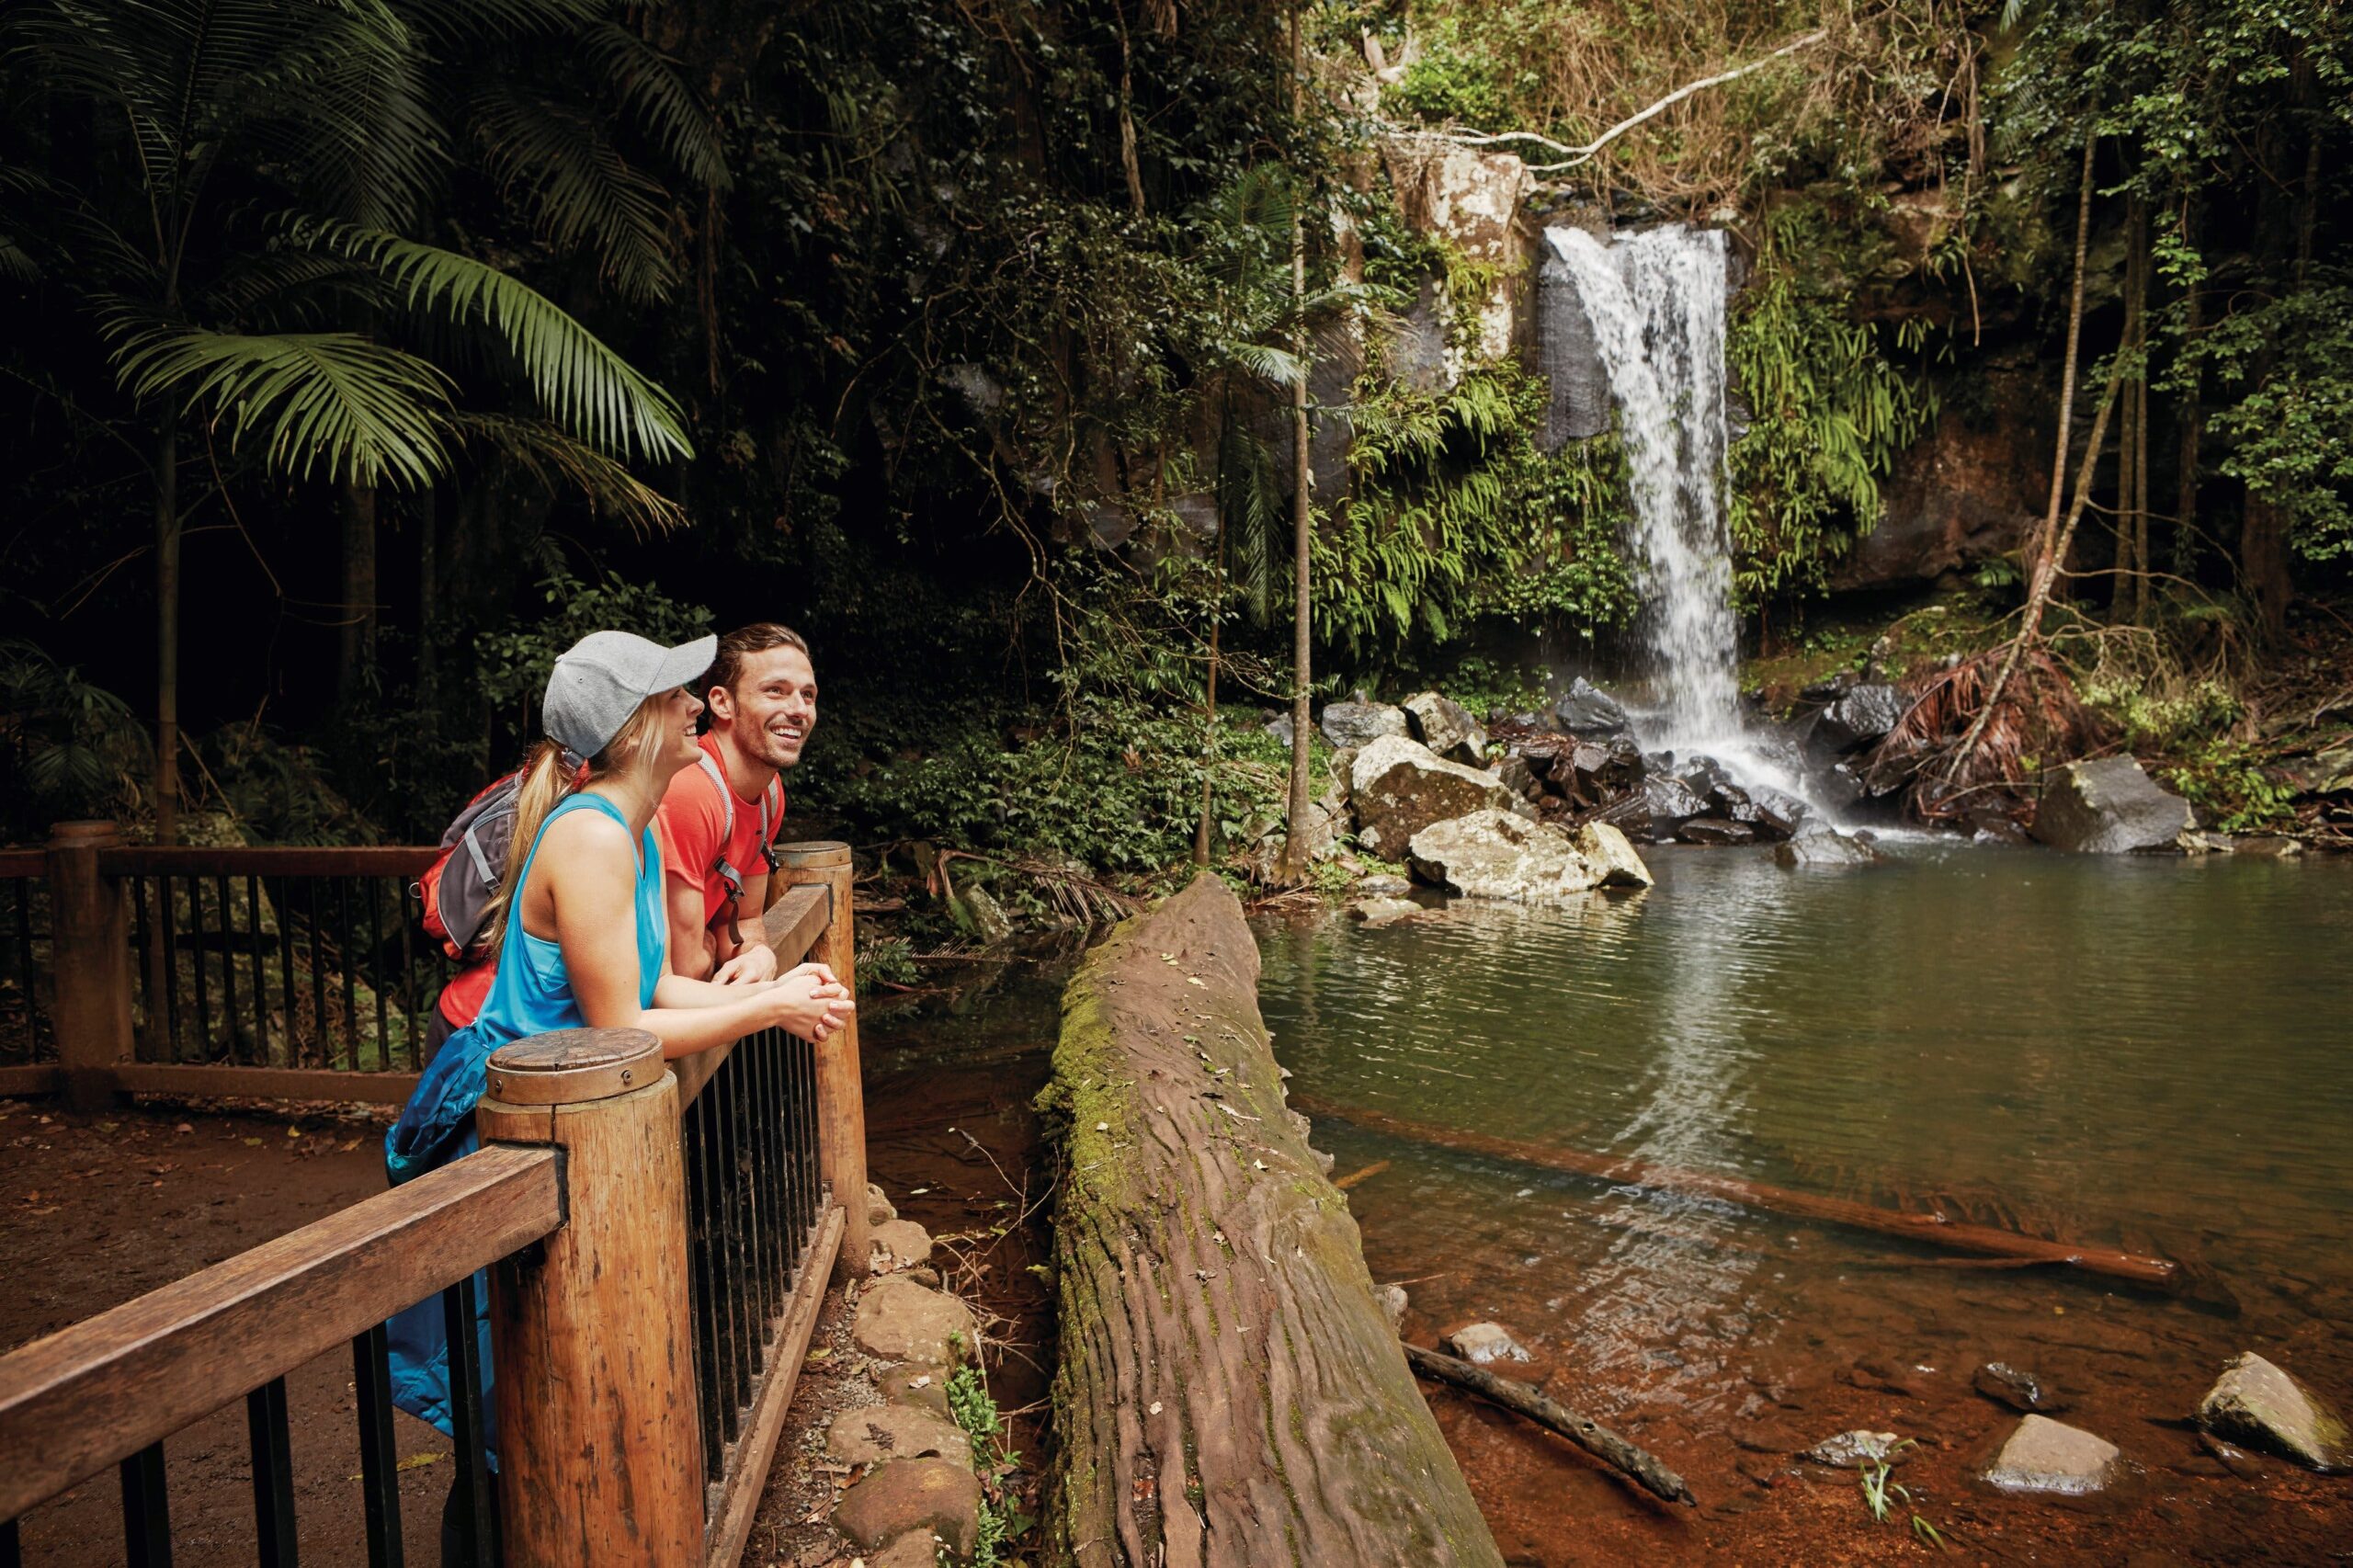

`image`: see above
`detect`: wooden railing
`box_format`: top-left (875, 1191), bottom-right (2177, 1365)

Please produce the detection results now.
top-left (0, 840), bottom-right (872, 1568)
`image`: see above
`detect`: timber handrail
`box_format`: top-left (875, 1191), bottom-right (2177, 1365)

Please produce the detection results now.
top-left (0, 1141), bottom-right (563, 1522)
top-left (96, 845), bottom-right (439, 877)
top-left (673, 882), bottom-right (832, 1111)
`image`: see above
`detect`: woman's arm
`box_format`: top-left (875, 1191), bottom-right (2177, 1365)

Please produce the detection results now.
top-left (539, 811), bottom-right (850, 1058)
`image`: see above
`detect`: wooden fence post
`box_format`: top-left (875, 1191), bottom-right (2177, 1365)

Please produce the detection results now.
top-left (774, 842), bottom-right (869, 1282)
top-left (478, 1028), bottom-right (703, 1566)
top-left (47, 821), bottom-right (132, 1113)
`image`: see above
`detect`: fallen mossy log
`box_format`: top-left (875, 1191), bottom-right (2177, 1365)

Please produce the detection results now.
top-left (1041, 875), bottom-right (1502, 1568)
top-left (1404, 1344), bottom-right (1696, 1507)
top-left (1299, 1098), bottom-right (2192, 1297)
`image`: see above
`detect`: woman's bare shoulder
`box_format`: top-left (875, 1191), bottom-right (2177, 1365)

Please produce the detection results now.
top-left (538, 801), bottom-right (639, 869)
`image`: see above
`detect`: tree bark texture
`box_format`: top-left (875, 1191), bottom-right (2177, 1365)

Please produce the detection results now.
top-left (1042, 876), bottom-right (1501, 1568)
top-left (2034, 123), bottom-right (2098, 587)
top-left (1280, 1), bottom-right (1315, 886)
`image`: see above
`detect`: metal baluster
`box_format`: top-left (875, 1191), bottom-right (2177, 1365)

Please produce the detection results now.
top-left (369, 880), bottom-right (389, 1070)
top-left (216, 875), bottom-right (240, 1063)
top-left (442, 1278), bottom-right (495, 1568)
top-left (351, 1324), bottom-right (404, 1568)
top-left (732, 1046), bottom-right (768, 1365)
top-left (339, 880), bottom-right (358, 1072)
top-left (124, 878), bottom-right (151, 1062)
top-left (120, 1441), bottom-right (171, 1568)
top-left (799, 1035), bottom-right (820, 1237)
top-left (307, 879), bottom-right (329, 1064)
top-left (766, 1035), bottom-right (793, 1296)
top-left (191, 874), bottom-right (213, 1060)
top-left (397, 888), bottom-right (420, 1070)
top-left (246, 1377), bottom-right (298, 1566)
top-left (159, 876), bottom-right (183, 1062)
top-left (685, 1096), bottom-right (724, 1482)
top-left (711, 1074), bottom-right (747, 1438)
top-left (752, 1035), bottom-right (781, 1318)
top-left (721, 1059), bottom-right (754, 1414)
top-left (247, 874), bottom-right (269, 1065)
top-left (278, 878), bottom-right (299, 1066)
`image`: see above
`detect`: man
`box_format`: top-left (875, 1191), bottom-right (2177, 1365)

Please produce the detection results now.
top-left (654, 622), bottom-right (819, 982)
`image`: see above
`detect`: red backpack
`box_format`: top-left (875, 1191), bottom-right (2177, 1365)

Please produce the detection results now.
top-left (416, 774), bottom-right (523, 960)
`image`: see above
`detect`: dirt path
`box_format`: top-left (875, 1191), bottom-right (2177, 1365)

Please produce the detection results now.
top-left (0, 1096), bottom-right (456, 1565)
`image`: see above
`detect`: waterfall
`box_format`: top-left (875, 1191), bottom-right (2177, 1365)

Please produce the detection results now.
top-left (1543, 224), bottom-right (1742, 751)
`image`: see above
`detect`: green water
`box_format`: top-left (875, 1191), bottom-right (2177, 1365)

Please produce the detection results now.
top-left (1253, 843), bottom-right (2353, 1435)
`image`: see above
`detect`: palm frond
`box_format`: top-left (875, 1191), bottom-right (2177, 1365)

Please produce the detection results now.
top-left (449, 413), bottom-right (688, 534)
top-left (290, 217), bottom-right (692, 461)
top-left (470, 80), bottom-right (682, 303)
top-left (1223, 340), bottom-right (1306, 389)
top-left (576, 21), bottom-right (730, 190)
top-left (101, 308), bottom-right (455, 488)
top-left (395, 0), bottom-right (607, 47)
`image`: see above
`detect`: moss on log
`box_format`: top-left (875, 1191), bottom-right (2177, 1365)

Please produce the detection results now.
top-left (1039, 874), bottom-right (1501, 1568)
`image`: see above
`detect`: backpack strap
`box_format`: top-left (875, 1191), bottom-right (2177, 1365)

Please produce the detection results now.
top-left (697, 750), bottom-right (749, 947)
top-left (756, 777), bottom-right (784, 873)
top-left (460, 817), bottom-right (501, 892)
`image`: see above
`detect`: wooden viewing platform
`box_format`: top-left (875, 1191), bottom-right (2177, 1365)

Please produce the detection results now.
top-left (0, 826), bottom-right (870, 1568)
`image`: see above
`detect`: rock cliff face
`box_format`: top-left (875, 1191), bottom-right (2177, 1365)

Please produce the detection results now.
top-left (1836, 363), bottom-right (2050, 589)
top-left (1377, 133), bottom-right (1533, 375)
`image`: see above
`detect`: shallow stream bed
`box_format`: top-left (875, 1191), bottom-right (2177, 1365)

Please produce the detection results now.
top-left (1255, 843), bottom-right (2353, 1562)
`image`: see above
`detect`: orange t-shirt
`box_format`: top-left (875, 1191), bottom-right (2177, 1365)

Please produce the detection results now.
top-left (654, 734), bottom-right (784, 944)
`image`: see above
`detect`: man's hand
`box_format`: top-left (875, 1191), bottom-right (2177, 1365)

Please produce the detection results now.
top-left (712, 942), bottom-right (780, 985)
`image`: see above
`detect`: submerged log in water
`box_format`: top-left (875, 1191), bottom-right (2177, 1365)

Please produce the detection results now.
top-left (1299, 1098), bottom-right (2196, 1297)
top-left (1404, 1343), bottom-right (1698, 1506)
top-left (1042, 877), bottom-right (1501, 1567)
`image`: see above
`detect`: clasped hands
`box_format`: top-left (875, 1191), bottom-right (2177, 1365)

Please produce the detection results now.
top-left (761, 960), bottom-right (855, 1042)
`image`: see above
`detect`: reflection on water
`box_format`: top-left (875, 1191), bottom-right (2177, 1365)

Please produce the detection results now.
top-left (1255, 845), bottom-right (2353, 1454)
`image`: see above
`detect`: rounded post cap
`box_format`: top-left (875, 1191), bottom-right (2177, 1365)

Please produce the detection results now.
top-left (775, 840), bottom-right (850, 869)
top-left (486, 1028), bottom-right (664, 1106)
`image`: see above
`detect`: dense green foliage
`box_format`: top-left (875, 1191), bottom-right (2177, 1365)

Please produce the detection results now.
top-left (3, 0), bottom-right (2347, 878)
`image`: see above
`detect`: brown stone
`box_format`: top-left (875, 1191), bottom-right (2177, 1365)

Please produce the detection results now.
top-left (872, 1532), bottom-right (945, 1568)
top-left (1349, 734), bottom-right (1513, 857)
top-left (853, 1277), bottom-right (977, 1365)
top-left (868, 1217), bottom-right (935, 1274)
top-left (879, 1363), bottom-right (953, 1418)
top-left (825, 1403), bottom-right (972, 1470)
top-left (832, 1460), bottom-right (982, 1557)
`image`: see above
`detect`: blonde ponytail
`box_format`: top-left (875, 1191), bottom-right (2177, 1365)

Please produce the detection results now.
top-left (479, 692), bottom-right (675, 960)
top-left (481, 741), bottom-right (574, 960)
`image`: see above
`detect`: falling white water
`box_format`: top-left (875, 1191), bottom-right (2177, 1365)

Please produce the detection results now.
top-left (1546, 225), bottom-right (1740, 745)
top-left (1545, 225), bottom-right (1819, 804)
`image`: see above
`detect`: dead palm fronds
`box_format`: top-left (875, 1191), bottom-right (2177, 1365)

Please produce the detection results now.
top-left (1863, 644), bottom-right (2109, 819)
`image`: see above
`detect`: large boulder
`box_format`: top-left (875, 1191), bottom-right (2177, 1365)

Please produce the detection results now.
top-left (854, 1278), bottom-right (978, 1365)
top-left (1403, 690), bottom-right (1488, 765)
top-left (1321, 697), bottom-right (1409, 749)
top-left (1983, 1415), bottom-right (2124, 1495)
top-left (1621, 775), bottom-right (1707, 842)
top-left (2197, 1353), bottom-right (2352, 1471)
top-left (1552, 676), bottom-right (1631, 737)
top-left (834, 1460), bottom-right (983, 1557)
top-left (2029, 756), bottom-right (2195, 854)
top-left (1775, 832), bottom-right (1882, 869)
top-left (1406, 811), bottom-right (1604, 901)
top-left (1574, 822), bottom-right (1654, 888)
top-left (1349, 735), bottom-right (1514, 857)
top-left (1813, 684), bottom-right (1909, 752)
top-left (1565, 737), bottom-right (1645, 801)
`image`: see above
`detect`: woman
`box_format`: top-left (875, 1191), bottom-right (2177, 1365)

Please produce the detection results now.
top-left (384, 631), bottom-right (852, 1550)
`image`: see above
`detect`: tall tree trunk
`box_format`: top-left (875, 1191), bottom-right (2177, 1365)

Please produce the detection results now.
top-left (1280, 1), bottom-right (1314, 885)
top-left (2174, 196), bottom-right (2203, 579)
top-left (153, 419), bottom-right (180, 846)
top-left (2034, 122), bottom-right (2099, 587)
top-left (1113, 4), bottom-right (1146, 219)
top-left (2114, 194), bottom-right (2147, 622)
top-left (339, 483), bottom-right (379, 699)
top-left (1193, 553), bottom-right (1222, 869)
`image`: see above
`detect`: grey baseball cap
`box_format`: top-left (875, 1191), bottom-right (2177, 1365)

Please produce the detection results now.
top-left (542, 630), bottom-right (719, 760)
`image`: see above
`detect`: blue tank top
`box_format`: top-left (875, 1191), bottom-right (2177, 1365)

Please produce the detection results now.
top-left (472, 790), bottom-right (667, 1044)
top-left (381, 790), bottom-right (668, 1447)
